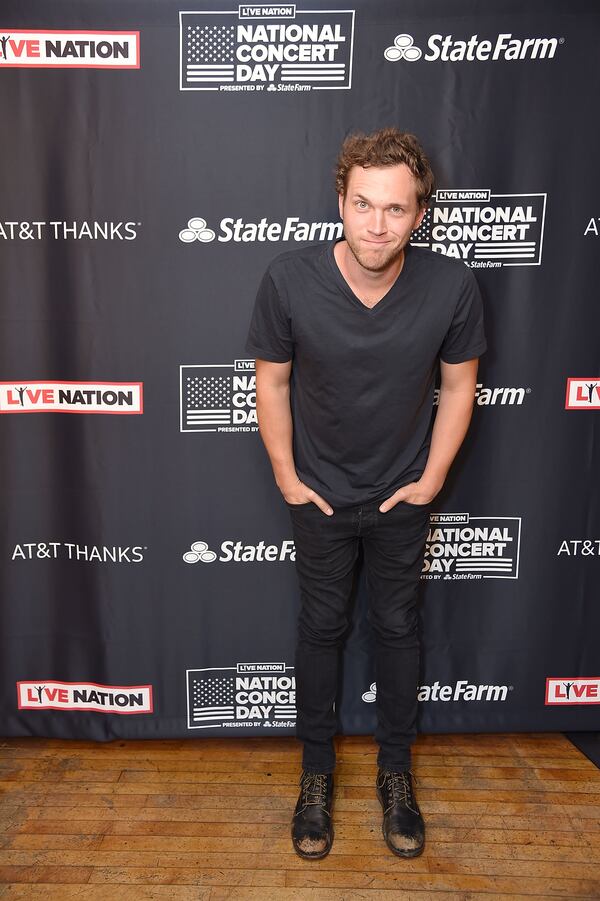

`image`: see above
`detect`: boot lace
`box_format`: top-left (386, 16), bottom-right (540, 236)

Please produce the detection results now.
top-left (301, 772), bottom-right (328, 807)
top-left (383, 770), bottom-right (418, 813)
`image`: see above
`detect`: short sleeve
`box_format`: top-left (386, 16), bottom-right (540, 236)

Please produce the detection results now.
top-left (439, 267), bottom-right (487, 363)
top-left (244, 269), bottom-right (293, 363)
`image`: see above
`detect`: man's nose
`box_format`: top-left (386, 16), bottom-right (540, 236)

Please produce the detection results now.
top-left (369, 210), bottom-right (386, 234)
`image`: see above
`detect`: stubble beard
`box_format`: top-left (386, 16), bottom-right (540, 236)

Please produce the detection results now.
top-left (344, 232), bottom-right (406, 274)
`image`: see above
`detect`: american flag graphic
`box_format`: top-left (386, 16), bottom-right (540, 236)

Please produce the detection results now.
top-left (190, 674), bottom-right (236, 724)
top-left (185, 23), bottom-right (235, 84)
top-left (185, 372), bottom-right (232, 429)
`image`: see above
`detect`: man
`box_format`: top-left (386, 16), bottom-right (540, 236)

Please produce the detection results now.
top-left (244, 128), bottom-right (486, 860)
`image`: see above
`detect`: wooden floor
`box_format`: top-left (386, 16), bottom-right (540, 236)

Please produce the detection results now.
top-left (0, 732), bottom-right (599, 900)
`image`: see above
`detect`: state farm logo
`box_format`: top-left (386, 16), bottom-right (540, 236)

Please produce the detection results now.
top-left (384, 34), bottom-right (422, 62)
top-left (179, 217), bottom-right (216, 243)
top-left (178, 214), bottom-right (341, 244)
top-left (0, 30), bottom-right (139, 68)
top-left (545, 678), bottom-right (600, 705)
top-left (180, 360), bottom-right (256, 433)
top-left (17, 681), bottom-right (153, 713)
top-left (180, 7), bottom-right (354, 92)
top-left (0, 381), bottom-right (143, 414)
top-left (186, 662), bottom-right (296, 729)
top-left (362, 679), bottom-right (510, 703)
top-left (434, 383), bottom-right (531, 406)
top-left (423, 514), bottom-right (521, 580)
top-left (183, 540), bottom-right (218, 564)
top-left (183, 537), bottom-right (295, 564)
top-left (410, 189), bottom-right (546, 268)
top-left (12, 542), bottom-right (147, 564)
top-left (0, 221), bottom-right (140, 240)
top-left (565, 378), bottom-right (600, 410)
top-left (384, 31), bottom-right (561, 63)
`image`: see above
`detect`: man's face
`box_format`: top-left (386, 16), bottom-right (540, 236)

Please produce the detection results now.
top-left (338, 163), bottom-right (426, 273)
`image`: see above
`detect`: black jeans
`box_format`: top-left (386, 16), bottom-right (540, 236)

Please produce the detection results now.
top-left (287, 497), bottom-right (431, 774)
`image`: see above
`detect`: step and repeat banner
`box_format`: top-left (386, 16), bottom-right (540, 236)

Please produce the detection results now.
top-left (1, 0), bottom-right (599, 741)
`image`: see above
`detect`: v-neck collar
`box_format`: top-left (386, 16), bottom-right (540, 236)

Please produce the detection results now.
top-left (326, 236), bottom-right (414, 315)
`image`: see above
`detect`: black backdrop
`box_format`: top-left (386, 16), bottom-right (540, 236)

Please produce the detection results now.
top-left (1, 0), bottom-right (599, 740)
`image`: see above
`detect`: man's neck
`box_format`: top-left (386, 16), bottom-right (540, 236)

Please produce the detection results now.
top-left (334, 239), bottom-right (405, 303)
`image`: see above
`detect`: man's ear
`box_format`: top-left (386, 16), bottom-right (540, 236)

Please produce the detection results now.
top-left (414, 205), bottom-right (426, 230)
top-left (338, 193), bottom-right (344, 220)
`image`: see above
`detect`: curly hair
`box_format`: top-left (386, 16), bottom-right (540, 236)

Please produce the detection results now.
top-left (335, 127), bottom-right (435, 208)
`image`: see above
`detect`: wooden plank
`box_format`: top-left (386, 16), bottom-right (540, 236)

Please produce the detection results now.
top-left (0, 889), bottom-right (584, 901)
top-left (0, 749), bottom-right (596, 772)
top-left (4, 833), bottom-right (592, 864)
top-left (0, 888), bottom-right (211, 900)
top-left (4, 817), bottom-right (599, 848)
top-left (2, 849), bottom-right (600, 879)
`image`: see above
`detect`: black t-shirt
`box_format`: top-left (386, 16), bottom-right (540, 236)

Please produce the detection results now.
top-left (244, 237), bottom-right (487, 508)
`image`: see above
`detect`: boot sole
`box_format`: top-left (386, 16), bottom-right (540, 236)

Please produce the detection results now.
top-left (376, 785), bottom-right (425, 858)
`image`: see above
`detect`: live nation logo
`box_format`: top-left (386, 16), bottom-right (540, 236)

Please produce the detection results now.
top-left (0, 381), bottom-right (143, 414)
top-left (423, 514), bottom-right (521, 580)
top-left (565, 378), bottom-right (600, 410)
top-left (410, 189), bottom-right (546, 268)
top-left (545, 677), bottom-right (600, 705)
top-left (17, 681), bottom-right (153, 713)
top-left (186, 662), bottom-right (296, 729)
top-left (180, 361), bottom-right (256, 433)
top-left (0, 30), bottom-right (139, 68)
top-left (179, 6), bottom-right (355, 92)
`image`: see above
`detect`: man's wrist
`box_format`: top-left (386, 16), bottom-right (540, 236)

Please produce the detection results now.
top-left (274, 467), bottom-right (300, 493)
top-left (418, 470), bottom-right (446, 496)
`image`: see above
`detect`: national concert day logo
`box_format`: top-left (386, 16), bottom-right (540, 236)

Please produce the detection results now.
top-left (565, 378), bottom-right (600, 410)
top-left (17, 681), bottom-right (153, 713)
top-left (0, 381), bottom-right (143, 414)
top-left (423, 514), bottom-right (521, 580)
top-left (545, 678), bottom-right (600, 705)
top-left (179, 6), bottom-right (355, 92)
top-left (410, 189), bottom-right (546, 268)
top-left (186, 662), bottom-right (296, 729)
top-left (0, 30), bottom-right (140, 68)
top-left (180, 361), bottom-right (256, 433)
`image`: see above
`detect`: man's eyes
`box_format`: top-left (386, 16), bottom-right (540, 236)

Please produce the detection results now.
top-left (354, 201), bottom-right (404, 214)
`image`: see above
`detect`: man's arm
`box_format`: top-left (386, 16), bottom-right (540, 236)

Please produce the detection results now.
top-left (255, 359), bottom-right (333, 514)
top-left (378, 358), bottom-right (479, 512)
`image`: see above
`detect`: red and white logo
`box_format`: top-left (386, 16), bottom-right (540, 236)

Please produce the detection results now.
top-left (17, 681), bottom-right (153, 713)
top-left (0, 30), bottom-right (139, 68)
top-left (0, 381), bottom-right (143, 414)
top-left (545, 677), bottom-right (600, 705)
top-left (565, 378), bottom-right (600, 410)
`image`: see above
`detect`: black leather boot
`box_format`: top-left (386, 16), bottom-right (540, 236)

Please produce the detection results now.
top-left (291, 770), bottom-right (334, 859)
top-left (376, 769), bottom-right (425, 857)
